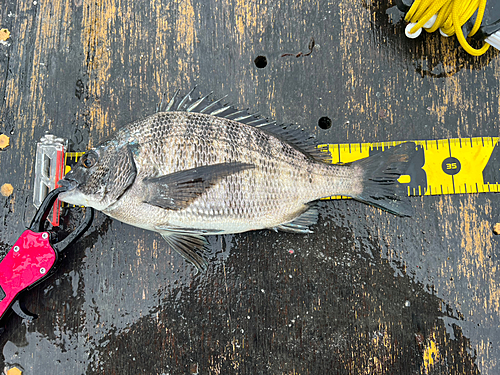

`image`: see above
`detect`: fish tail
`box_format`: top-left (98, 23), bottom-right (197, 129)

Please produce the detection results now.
top-left (349, 142), bottom-right (417, 216)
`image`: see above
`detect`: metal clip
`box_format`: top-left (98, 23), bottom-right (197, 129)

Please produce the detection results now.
top-left (33, 135), bottom-right (68, 225)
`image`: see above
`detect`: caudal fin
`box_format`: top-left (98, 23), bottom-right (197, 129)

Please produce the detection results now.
top-left (350, 142), bottom-right (417, 217)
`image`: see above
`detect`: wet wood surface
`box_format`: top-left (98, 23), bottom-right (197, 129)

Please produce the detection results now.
top-left (0, 0), bottom-right (499, 374)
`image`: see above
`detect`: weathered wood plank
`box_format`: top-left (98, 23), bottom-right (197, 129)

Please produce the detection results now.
top-left (0, 0), bottom-right (499, 374)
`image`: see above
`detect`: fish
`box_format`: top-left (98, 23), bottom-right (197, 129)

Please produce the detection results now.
top-left (58, 89), bottom-right (417, 271)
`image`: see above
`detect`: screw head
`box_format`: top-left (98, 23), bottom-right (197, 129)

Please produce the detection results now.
top-left (42, 232), bottom-right (48, 239)
top-left (40, 267), bottom-right (46, 274)
top-left (13, 245), bottom-right (20, 252)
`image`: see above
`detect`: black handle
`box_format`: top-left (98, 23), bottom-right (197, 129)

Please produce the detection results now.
top-left (52, 207), bottom-right (94, 253)
top-left (28, 186), bottom-right (68, 232)
top-left (28, 186), bottom-right (95, 253)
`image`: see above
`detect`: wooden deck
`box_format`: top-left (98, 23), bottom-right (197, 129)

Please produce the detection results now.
top-left (0, 0), bottom-right (499, 374)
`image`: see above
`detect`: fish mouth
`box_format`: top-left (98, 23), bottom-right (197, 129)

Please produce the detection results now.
top-left (57, 178), bottom-right (78, 191)
top-left (57, 178), bottom-right (80, 205)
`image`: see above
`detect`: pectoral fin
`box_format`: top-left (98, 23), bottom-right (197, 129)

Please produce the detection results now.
top-left (143, 162), bottom-right (254, 210)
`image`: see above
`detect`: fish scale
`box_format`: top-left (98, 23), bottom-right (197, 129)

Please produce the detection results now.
top-left (59, 90), bottom-right (416, 270)
top-left (124, 112), bottom-right (342, 228)
top-left (121, 114), bottom-right (321, 226)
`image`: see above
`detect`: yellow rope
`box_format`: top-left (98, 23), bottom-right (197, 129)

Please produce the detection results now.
top-left (405, 0), bottom-right (490, 56)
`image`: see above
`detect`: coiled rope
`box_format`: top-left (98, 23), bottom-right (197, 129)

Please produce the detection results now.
top-left (405, 0), bottom-right (490, 56)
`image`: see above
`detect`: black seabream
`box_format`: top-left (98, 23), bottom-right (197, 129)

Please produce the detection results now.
top-left (59, 89), bottom-right (417, 270)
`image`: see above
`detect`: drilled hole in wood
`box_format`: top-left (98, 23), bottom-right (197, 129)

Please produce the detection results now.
top-left (318, 116), bottom-right (332, 130)
top-left (254, 56), bottom-right (267, 69)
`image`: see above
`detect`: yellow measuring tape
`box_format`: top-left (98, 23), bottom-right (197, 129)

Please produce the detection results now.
top-left (65, 136), bottom-right (500, 198)
top-left (323, 136), bottom-right (499, 199)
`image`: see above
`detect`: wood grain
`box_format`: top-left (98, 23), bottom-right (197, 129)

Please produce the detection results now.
top-left (0, 0), bottom-right (499, 373)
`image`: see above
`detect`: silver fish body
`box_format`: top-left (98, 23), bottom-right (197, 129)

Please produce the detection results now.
top-left (59, 91), bottom-right (416, 269)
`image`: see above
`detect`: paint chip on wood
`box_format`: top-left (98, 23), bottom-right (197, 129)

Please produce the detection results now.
top-left (4, 365), bottom-right (23, 375)
top-left (0, 29), bottom-right (11, 45)
top-left (0, 134), bottom-right (10, 149)
top-left (493, 223), bottom-right (500, 235)
top-left (1, 183), bottom-right (13, 197)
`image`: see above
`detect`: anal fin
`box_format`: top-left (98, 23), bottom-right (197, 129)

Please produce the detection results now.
top-left (273, 206), bottom-right (319, 234)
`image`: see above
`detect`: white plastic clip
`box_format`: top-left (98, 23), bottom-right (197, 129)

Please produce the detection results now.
top-left (439, 29), bottom-right (451, 37)
top-left (405, 23), bottom-right (422, 38)
top-left (405, 14), bottom-right (438, 39)
top-left (423, 14), bottom-right (437, 29)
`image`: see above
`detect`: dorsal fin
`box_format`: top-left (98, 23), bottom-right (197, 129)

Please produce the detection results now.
top-left (157, 89), bottom-right (331, 163)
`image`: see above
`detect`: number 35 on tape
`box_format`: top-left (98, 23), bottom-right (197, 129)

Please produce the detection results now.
top-left (323, 137), bottom-right (500, 198)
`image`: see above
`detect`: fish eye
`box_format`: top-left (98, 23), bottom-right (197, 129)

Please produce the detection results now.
top-left (81, 152), bottom-right (98, 168)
